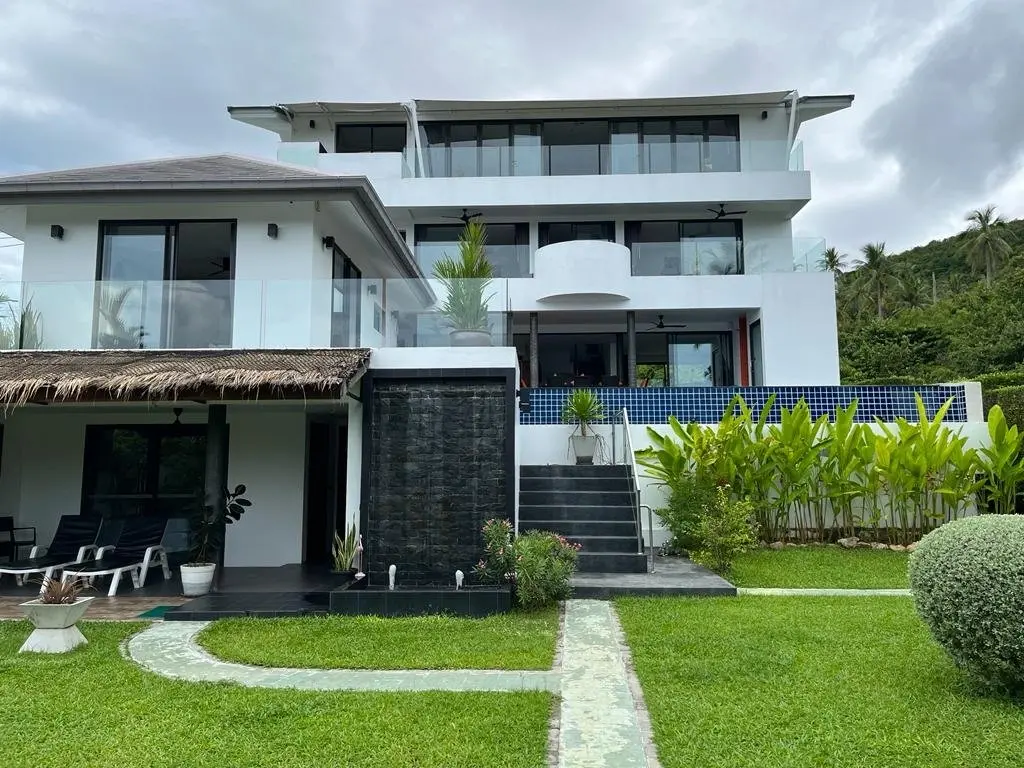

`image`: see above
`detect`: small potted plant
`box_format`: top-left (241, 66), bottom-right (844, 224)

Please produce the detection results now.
top-left (562, 389), bottom-right (605, 465)
top-left (432, 220), bottom-right (495, 346)
top-left (19, 576), bottom-right (94, 653)
top-left (332, 525), bottom-right (362, 576)
top-left (181, 484), bottom-right (252, 597)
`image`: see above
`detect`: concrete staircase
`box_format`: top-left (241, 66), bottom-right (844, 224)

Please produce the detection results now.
top-left (519, 465), bottom-right (647, 574)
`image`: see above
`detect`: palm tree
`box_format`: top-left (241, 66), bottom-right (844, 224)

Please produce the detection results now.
top-left (959, 204), bottom-right (1013, 286)
top-left (817, 246), bottom-right (848, 274)
top-left (850, 242), bottom-right (901, 320)
top-left (895, 272), bottom-right (929, 310)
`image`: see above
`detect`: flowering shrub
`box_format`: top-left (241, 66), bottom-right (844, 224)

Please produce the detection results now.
top-left (476, 519), bottom-right (581, 609)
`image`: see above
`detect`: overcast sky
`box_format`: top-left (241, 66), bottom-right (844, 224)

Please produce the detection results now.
top-left (2, 0), bottom-right (1023, 278)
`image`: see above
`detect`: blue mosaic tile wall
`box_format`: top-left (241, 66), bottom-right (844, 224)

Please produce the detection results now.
top-left (519, 385), bottom-right (969, 425)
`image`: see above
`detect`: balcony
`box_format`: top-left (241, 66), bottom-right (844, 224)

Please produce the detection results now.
top-left (402, 139), bottom-right (803, 178)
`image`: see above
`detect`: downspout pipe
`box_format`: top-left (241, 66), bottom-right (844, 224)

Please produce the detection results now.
top-left (402, 100), bottom-right (424, 177)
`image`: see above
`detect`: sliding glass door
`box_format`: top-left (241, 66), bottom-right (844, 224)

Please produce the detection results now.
top-left (96, 220), bottom-right (236, 349)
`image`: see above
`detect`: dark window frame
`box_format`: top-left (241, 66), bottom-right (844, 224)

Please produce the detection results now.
top-left (95, 219), bottom-right (238, 282)
top-left (80, 423), bottom-right (216, 520)
top-left (414, 222), bottom-right (531, 278)
top-left (538, 221), bottom-right (616, 248)
top-left (334, 123), bottom-right (407, 153)
top-left (625, 218), bottom-right (744, 276)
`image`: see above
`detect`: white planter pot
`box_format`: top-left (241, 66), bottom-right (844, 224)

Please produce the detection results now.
top-left (180, 563), bottom-right (217, 596)
top-left (450, 330), bottom-right (492, 347)
top-left (571, 435), bottom-right (599, 465)
top-left (19, 596), bottom-right (94, 653)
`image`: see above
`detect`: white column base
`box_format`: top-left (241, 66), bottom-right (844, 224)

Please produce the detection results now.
top-left (19, 625), bottom-right (88, 654)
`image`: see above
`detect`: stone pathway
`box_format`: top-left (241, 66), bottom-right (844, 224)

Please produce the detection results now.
top-left (127, 620), bottom-right (561, 692)
top-left (0, 595), bottom-right (188, 621)
top-left (558, 600), bottom-right (652, 768)
top-left (126, 601), bottom-right (657, 767)
top-left (738, 587), bottom-right (911, 597)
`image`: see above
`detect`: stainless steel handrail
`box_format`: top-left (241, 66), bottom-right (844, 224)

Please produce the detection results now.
top-left (619, 407), bottom-right (646, 560)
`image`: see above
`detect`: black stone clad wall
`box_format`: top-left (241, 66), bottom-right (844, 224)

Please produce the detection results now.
top-left (366, 378), bottom-right (509, 585)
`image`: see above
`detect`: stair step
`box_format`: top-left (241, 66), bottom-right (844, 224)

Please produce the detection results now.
top-left (519, 490), bottom-right (635, 507)
top-left (523, 520), bottom-right (637, 537)
top-left (520, 464), bottom-right (630, 479)
top-left (520, 476), bottom-right (632, 492)
top-left (519, 505), bottom-right (636, 523)
top-left (575, 552), bottom-right (648, 574)
top-left (564, 535), bottom-right (642, 553)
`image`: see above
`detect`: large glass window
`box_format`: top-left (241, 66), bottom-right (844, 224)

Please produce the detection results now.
top-left (539, 222), bottom-right (615, 247)
top-left (415, 223), bottom-right (530, 278)
top-left (97, 221), bottom-right (235, 349)
top-left (331, 247), bottom-right (362, 347)
top-left (406, 116), bottom-right (739, 177)
top-left (82, 425), bottom-right (208, 521)
top-left (668, 333), bottom-right (734, 387)
top-left (626, 220), bottom-right (742, 276)
top-left (335, 123), bottom-right (406, 153)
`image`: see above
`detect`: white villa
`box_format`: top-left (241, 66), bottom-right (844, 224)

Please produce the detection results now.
top-left (0, 90), bottom-right (985, 587)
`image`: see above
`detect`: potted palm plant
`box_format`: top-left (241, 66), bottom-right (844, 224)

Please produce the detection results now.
top-left (432, 220), bottom-right (495, 346)
top-left (562, 389), bottom-right (605, 465)
top-left (181, 484), bottom-right (252, 596)
top-left (19, 576), bottom-right (94, 653)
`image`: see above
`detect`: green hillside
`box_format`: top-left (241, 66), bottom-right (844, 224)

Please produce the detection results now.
top-left (834, 206), bottom-right (1024, 422)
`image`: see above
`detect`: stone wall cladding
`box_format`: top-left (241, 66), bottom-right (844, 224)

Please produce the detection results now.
top-left (367, 378), bottom-right (509, 585)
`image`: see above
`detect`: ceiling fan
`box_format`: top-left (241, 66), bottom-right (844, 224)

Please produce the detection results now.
top-left (646, 315), bottom-right (687, 331)
top-left (707, 203), bottom-right (748, 220)
top-left (442, 208), bottom-right (484, 224)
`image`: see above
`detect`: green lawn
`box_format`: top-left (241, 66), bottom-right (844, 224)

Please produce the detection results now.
top-left (0, 622), bottom-right (552, 768)
top-left (728, 546), bottom-right (910, 588)
top-left (616, 597), bottom-right (1024, 768)
top-left (198, 608), bottom-right (560, 670)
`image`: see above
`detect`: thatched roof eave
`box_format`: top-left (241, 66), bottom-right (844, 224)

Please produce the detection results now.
top-left (0, 348), bottom-right (371, 407)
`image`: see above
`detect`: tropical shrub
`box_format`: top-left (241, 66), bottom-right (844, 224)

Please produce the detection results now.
top-left (475, 519), bottom-right (581, 609)
top-left (656, 472), bottom-right (717, 553)
top-left (984, 385), bottom-right (1024, 430)
top-left (637, 394), bottom-right (997, 544)
top-left (909, 515), bottom-right (1024, 695)
top-left (690, 486), bottom-right (756, 575)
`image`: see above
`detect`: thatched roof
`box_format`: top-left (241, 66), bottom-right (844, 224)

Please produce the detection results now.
top-left (0, 348), bottom-right (371, 407)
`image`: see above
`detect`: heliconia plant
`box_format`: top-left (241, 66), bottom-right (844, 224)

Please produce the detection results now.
top-left (636, 394), bottom-right (1015, 546)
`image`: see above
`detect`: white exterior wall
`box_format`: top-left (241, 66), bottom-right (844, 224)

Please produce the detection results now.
top-left (223, 408), bottom-right (307, 567)
top-left (758, 272), bottom-right (840, 385)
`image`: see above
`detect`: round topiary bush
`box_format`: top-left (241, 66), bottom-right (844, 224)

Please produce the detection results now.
top-left (909, 515), bottom-right (1024, 695)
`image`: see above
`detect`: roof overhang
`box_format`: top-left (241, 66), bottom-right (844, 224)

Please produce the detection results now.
top-left (229, 91), bottom-right (854, 127)
top-left (0, 348), bottom-right (372, 408)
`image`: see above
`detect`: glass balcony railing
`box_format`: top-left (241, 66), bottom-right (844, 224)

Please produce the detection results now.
top-left (403, 139), bottom-right (803, 178)
top-left (629, 238), bottom-right (827, 276)
top-left (0, 279), bottom-right (511, 351)
top-left (0, 249), bottom-right (826, 352)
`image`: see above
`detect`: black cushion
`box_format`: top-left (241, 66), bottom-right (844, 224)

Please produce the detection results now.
top-left (0, 554), bottom-right (78, 571)
top-left (66, 554), bottom-right (144, 573)
top-left (47, 516), bottom-right (102, 560)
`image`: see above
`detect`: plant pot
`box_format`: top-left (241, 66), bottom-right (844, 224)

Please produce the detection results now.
top-left (19, 596), bottom-right (94, 653)
top-left (450, 329), bottom-right (492, 347)
top-left (180, 563), bottom-right (217, 596)
top-left (571, 434), bottom-right (599, 465)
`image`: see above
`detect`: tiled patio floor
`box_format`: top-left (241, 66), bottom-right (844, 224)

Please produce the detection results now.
top-left (0, 595), bottom-right (188, 621)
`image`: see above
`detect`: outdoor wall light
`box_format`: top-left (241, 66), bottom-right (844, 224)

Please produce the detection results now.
top-left (322, 235), bottom-right (335, 249)
top-left (267, 223), bottom-right (279, 239)
top-left (761, 110), bottom-right (768, 120)
top-left (366, 284), bottom-right (378, 295)
top-left (309, 119), bottom-right (316, 129)
top-left (50, 225), bottom-right (64, 240)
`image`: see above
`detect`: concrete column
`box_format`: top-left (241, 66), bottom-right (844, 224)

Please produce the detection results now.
top-left (529, 312), bottom-right (539, 388)
top-left (626, 311), bottom-right (637, 387)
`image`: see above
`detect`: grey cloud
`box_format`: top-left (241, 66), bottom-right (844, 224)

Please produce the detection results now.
top-left (865, 0), bottom-right (1024, 200)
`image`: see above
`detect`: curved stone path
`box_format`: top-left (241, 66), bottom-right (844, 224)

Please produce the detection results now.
top-left (127, 620), bottom-right (561, 692)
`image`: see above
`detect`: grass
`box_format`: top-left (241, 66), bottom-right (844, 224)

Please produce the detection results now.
top-left (198, 608), bottom-right (560, 670)
top-left (728, 546), bottom-right (910, 588)
top-left (0, 622), bottom-right (552, 768)
top-left (616, 596), bottom-right (1024, 768)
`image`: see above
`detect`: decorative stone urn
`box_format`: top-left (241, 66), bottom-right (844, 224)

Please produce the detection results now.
top-left (19, 596), bottom-right (94, 653)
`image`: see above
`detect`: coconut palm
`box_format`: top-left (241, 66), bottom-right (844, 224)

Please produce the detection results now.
top-left (817, 246), bottom-right (848, 274)
top-left (850, 242), bottom-right (901, 320)
top-left (959, 204), bottom-right (1013, 286)
top-left (895, 272), bottom-right (929, 310)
